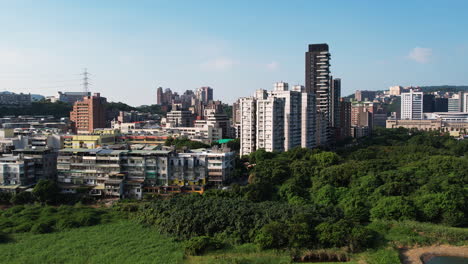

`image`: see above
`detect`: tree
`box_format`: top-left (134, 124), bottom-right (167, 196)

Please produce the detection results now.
top-left (370, 196), bottom-right (416, 221)
top-left (33, 180), bottom-right (60, 204)
top-left (255, 221), bottom-right (289, 249)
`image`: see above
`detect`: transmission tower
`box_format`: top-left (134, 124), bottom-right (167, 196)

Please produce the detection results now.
top-left (81, 68), bottom-right (91, 93)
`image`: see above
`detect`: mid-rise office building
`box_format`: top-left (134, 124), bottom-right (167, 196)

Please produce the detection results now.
top-left (401, 90), bottom-right (423, 120)
top-left (434, 98), bottom-right (448, 112)
top-left (166, 109), bottom-right (194, 127)
top-left (70, 93), bottom-right (107, 133)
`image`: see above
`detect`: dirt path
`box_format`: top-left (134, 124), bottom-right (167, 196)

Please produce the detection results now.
top-left (399, 245), bottom-right (468, 264)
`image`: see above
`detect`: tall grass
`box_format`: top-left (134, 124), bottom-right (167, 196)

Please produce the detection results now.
top-left (0, 221), bottom-right (184, 264)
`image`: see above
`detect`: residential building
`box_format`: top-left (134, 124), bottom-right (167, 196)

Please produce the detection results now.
top-left (12, 147), bottom-right (57, 181)
top-left (401, 90), bottom-right (423, 120)
top-left (0, 92), bottom-right (31, 108)
top-left (305, 43), bottom-right (331, 120)
top-left (256, 96), bottom-right (285, 152)
top-left (0, 156), bottom-right (35, 193)
top-left (239, 97), bottom-right (257, 156)
top-left (196, 87), bottom-right (214, 104)
top-left (57, 148), bottom-right (235, 199)
top-left (355, 90), bottom-right (376, 102)
top-left (389, 86), bottom-right (403, 96)
top-left (300, 91), bottom-right (317, 148)
top-left (338, 98), bottom-right (351, 140)
top-left (70, 93), bottom-right (107, 133)
top-left (270, 82), bottom-right (302, 151)
top-left (57, 91), bottom-right (91, 104)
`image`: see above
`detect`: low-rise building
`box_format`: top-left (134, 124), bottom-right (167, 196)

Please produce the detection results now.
top-left (56, 147), bottom-right (235, 199)
top-left (0, 156), bottom-right (35, 193)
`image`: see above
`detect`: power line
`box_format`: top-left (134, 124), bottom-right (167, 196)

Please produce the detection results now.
top-left (81, 68), bottom-right (91, 93)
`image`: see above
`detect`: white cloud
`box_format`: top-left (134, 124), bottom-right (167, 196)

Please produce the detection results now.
top-left (408, 47), bottom-right (432, 63)
top-left (266, 61), bottom-right (279, 71)
top-left (200, 57), bottom-right (237, 71)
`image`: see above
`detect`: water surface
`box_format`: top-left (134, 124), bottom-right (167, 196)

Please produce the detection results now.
top-left (425, 256), bottom-right (468, 264)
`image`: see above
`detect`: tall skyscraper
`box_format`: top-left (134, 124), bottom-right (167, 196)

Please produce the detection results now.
top-left (156, 87), bottom-right (163, 105)
top-left (401, 90), bottom-right (423, 120)
top-left (70, 93), bottom-right (107, 133)
top-left (305, 44), bottom-right (331, 120)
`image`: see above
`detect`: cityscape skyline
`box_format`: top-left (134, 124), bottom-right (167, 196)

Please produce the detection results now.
top-left (1, 1), bottom-right (468, 105)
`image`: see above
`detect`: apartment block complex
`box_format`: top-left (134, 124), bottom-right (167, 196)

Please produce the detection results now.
top-left (0, 92), bottom-right (31, 108)
top-left (70, 93), bottom-right (107, 133)
top-left (0, 156), bottom-right (35, 192)
top-left (239, 83), bottom-right (316, 156)
top-left (57, 148), bottom-right (235, 199)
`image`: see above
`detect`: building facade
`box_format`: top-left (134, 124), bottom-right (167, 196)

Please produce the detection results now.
top-left (70, 93), bottom-right (107, 133)
top-left (401, 90), bottom-right (423, 120)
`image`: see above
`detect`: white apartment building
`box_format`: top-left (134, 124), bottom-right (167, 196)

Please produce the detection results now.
top-left (256, 97), bottom-right (285, 152)
top-left (240, 97), bottom-right (257, 156)
top-left (239, 83), bottom-right (317, 156)
top-left (401, 90), bottom-right (423, 120)
top-left (300, 92), bottom-right (317, 149)
top-left (270, 82), bottom-right (302, 151)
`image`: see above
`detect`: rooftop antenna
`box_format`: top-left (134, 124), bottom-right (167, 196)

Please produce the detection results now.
top-left (81, 68), bottom-right (91, 94)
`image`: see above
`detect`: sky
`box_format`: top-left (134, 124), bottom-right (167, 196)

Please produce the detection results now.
top-left (0, 0), bottom-right (467, 106)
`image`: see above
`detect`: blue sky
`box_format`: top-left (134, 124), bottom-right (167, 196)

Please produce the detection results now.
top-left (0, 0), bottom-right (467, 105)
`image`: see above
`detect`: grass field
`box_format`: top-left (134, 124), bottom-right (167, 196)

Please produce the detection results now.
top-left (0, 220), bottom-right (184, 264)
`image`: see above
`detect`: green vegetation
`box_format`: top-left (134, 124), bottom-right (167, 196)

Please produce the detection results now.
top-left (164, 136), bottom-right (211, 149)
top-left (0, 101), bottom-right (72, 118)
top-left (0, 221), bottom-right (184, 264)
top-left (133, 128), bottom-right (467, 262)
top-left (0, 128), bottom-right (466, 263)
top-left (0, 204), bottom-right (119, 235)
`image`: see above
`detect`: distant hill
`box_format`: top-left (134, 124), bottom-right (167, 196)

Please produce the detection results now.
top-left (420, 85), bottom-right (468, 93)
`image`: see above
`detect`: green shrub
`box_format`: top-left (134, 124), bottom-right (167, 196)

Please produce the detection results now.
top-left (31, 222), bottom-right (54, 234)
top-left (184, 236), bottom-right (224, 256)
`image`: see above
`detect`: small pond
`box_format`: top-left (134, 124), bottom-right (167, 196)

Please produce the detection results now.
top-left (425, 256), bottom-right (468, 264)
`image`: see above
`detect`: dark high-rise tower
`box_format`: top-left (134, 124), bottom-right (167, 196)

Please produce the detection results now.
top-left (305, 44), bottom-right (331, 120)
top-left (156, 87), bottom-right (163, 105)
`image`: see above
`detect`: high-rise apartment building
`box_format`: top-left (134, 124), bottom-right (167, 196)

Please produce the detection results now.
top-left (196, 87), bottom-right (214, 104)
top-left (339, 98), bottom-right (351, 140)
top-left (269, 82), bottom-right (302, 151)
top-left (401, 90), bottom-right (423, 120)
top-left (157, 87), bottom-right (163, 105)
top-left (331, 78), bottom-right (341, 128)
top-left (70, 93), bottom-right (107, 134)
top-left (239, 97), bottom-right (257, 156)
top-left (305, 44), bottom-right (331, 120)
top-left (256, 96), bottom-right (285, 152)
